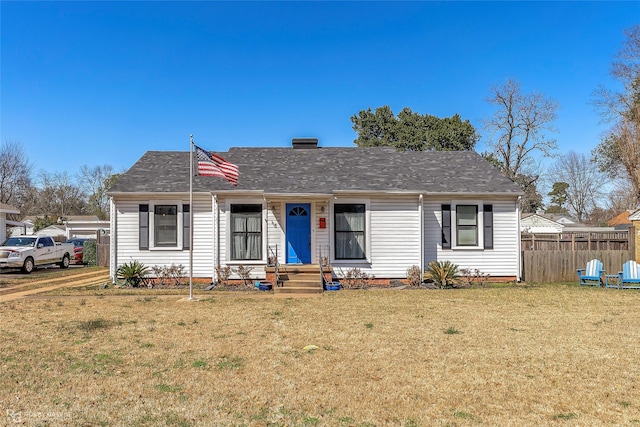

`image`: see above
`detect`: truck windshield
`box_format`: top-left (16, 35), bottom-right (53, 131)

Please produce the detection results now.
top-left (2, 237), bottom-right (37, 247)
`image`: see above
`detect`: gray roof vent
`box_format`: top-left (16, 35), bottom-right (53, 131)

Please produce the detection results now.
top-left (292, 138), bottom-right (318, 149)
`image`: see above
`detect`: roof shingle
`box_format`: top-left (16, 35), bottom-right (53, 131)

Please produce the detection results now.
top-left (108, 147), bottom-right (523, 195)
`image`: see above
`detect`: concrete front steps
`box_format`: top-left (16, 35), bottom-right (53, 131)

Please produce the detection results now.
top-left (274, 264), bottom-right (325, 296)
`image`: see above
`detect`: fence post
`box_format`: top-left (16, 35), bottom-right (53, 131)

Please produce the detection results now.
top-left (630, 225), bottom-right (637, 262)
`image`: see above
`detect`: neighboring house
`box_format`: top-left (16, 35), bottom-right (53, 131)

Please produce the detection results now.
top-left (61, 215), bottom-right (110, 239)
top-left (35, 224), bottom-right (67, 240)
top-left (9, 217), bottom-right (38, 236)
top-left (0, 202), bottom-right (20, 242)
top-left (9, 215), bottom-right (110, 240)
top-left (521, 212), bottom-right (620, 234)
top-left (608, 209), bottom-right (635, 231)
top-left (107, 139), bottom-right (524, 282)
top-left (520, 213), bottom-right (564, 233)
top-left (543, 213), bottom-right (579, 226)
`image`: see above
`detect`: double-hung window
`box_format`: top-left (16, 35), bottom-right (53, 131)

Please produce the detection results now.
top-left (138, 202), bottom-right (189, 250)
top-left (231, 204), bottom-right (262, 260)
top-left (154, 205), bottom-right (178, 247)
top-left (456, 205), bottom-right (478, 246)
top-left (441, 203), bottom-right (493, 249)
top-left (334, 204), bottom-right (366, 259)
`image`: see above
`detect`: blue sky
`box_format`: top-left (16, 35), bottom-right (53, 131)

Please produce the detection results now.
top-left (2, 1), bottom-right (639, 178)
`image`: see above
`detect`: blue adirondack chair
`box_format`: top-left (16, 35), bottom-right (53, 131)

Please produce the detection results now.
top-left (577, 259), bottom-right (604, 286)
top-left (618, 260), bottom-right (640, 289)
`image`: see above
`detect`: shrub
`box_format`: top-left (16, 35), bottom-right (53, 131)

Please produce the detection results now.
top-left (215, 265), bottom-right (232, 286)
top-left (234, 265), bottom-right (253, 287)
top-left (82, 240), bottom-right (97, 266)
top-left (424, 260), bottom-right (459, 289)
top-left (458, 268), bottom-right (491, 288)
top-left (115, 260), bottom-right (150, 287)
top-left (406, 265), bottom-right (422, 287)
top-left (341, 267), bottom-right (373, 289)
top-left (151, 264), bottom-right (186, 287)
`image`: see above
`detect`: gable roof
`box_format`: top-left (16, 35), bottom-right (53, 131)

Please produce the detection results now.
top-left (520, 213), bottom-right (564, 231)
top-left (0, 203), bottom-right (19, 214)
top-left (608, 209), bottom-right (635, 227)
top-left (62, 215), bottom-right (100, 222)
top-left (521, 213), bottom-right (563, 225)
top-left (541, 213), bottom-right (579, 225)
top-left (108, 147), bottom-right (523, 196)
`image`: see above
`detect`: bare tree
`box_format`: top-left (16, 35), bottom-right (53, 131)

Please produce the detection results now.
top-left (78, 165), bottom-right (115, 219)
top-left (592, 106), bottom-right (640, 205)
top-left (592, 25), bottom-right (640, 206)
top-left (548, 151), bottom-right (605, 223)
top-left (0, 140), bottom-right (32, 209)
top-left (482, 79), bottom-right (559, 182)
top-left (606, 176), bottom-right (638, 212)
top-left (593, 25), bottom-right (640, 122)
top-left (36, 171), bottom-right (86, 217)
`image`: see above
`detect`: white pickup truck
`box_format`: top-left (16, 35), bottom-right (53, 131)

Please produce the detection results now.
top-left (0, 235), bottom-right (74, 273)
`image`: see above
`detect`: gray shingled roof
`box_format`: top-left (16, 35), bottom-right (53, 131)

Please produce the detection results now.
top-left (108, 147), bottom-right (523, 195)
top-left (0, 202), bottom-right (19, 213)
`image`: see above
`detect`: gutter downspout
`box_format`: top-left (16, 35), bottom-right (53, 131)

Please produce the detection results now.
top-left (419, 194), bottom-right (424, 276)
top-left (517, 196), bottom-right (522, 282)
top-left (110, 196), bottom-right (116, 281)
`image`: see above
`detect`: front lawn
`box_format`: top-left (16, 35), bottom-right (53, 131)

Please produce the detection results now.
top-left (1, 284), bottom-right (639, 425)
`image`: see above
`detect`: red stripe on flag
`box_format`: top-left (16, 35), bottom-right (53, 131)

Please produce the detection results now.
top-left (195, 145), bottom-right (239, 186)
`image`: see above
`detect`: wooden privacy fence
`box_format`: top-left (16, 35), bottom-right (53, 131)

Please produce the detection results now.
top-left (522, 250), bottom-right (634, 283)
top-left (521, 229), bottom-right (632, 251)
top-left (96, 234), bottom-right (110, 267)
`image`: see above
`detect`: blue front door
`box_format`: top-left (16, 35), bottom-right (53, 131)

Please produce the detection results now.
top-left (286, 203), bottom-right (311, 264)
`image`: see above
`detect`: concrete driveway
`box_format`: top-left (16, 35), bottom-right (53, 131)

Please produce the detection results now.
top-left (0, 267), bottom-right (110, 302)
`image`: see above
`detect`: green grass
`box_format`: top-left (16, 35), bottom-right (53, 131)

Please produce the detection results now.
top-left (216, 355), bottom-right (244, 370)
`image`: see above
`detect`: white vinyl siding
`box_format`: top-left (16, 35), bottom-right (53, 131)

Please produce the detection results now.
top-left (332, 196), bottom-right (421, 279)
top-left (425, 198), bottom-right (519, 277)
top-left (314, 201), bottom-right (330, 264)
top-left (112, 193), bottom-right (519, 282)
top-left (264, 199), bottom-right (331, 266)
top-left (267, 201), bottom-right (284, 264)
top-left (112, 195), bottom-right (214, 279)
top-left (216, 197), bottom-right (267, 280)
top-left (368, 197), bottom-right (421, 278)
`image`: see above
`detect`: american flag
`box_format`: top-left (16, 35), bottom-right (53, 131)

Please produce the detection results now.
top-left (195, 145), bottom-right (239, 186)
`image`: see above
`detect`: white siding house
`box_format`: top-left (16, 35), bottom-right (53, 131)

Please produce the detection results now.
top-left (62, 216), bottom-right (111, 239)
top-left (520, 213), bottom-right (564, 233)
top-left (108, 140), bottom-right (523, 283)
top-left (0, 203), bottom-right (20, 243)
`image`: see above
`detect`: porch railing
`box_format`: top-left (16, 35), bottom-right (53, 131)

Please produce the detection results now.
top-left (268, 245), bottom-right (280, 287)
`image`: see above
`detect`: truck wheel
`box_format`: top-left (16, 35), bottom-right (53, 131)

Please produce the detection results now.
top-left (59, 254), bottom-right (70, 269)
top-left (22, 257), bottom-right (34, 274)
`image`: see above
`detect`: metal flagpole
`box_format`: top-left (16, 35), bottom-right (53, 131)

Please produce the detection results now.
top-left (188, 134), bottom-right (196, 301)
